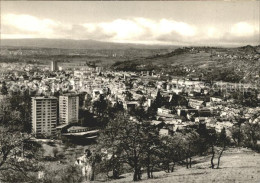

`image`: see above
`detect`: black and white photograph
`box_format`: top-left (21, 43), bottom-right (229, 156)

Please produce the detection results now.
top-left (0, 1), bottom-right (260, 182)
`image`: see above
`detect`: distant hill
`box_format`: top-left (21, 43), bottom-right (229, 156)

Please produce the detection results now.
top-left (112, 45), bottom-right (260, 83)
top-left (0, 39), bottom-right (177, 50)
top-left (113, 45), bottom-right (260, 70)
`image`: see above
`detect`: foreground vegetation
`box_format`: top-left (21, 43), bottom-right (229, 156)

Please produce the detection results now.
top-left (0, 89), bottom-right (260, 182)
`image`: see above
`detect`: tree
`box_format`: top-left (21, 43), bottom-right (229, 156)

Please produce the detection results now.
top-left (124, 91), bottom-right (133, 101)
top-left (244, 122), bottom-right (260, 150)
top-left (208, 129), bottom-right (217, 169)
top-left (61, 165), bottom-right (84, 183)
top-left (146, 90), bottom-right (168, 119)
top-left (92, 94), bottom-right (111, 127)
top-left (98, 112), bottom-right (150, 181)
top-left (232, 110), bottom-right (247, 147)
top-left (97, 112), bottom-right (125, 179)
top-left (196, 123), bottom-right (209, 155)
top-left (92, 94), bottom-right (109, 117)
top-left (183, 130), bottom-right (200, 169)
top-left (160, 133), bottom-right (183, 173)
top-left (42, 164), bottom-right (84, 183)
top-left (177, 95), bottom-right (189, 107)
top-left (100, 151), bottom-right (122, 179)
top-left (141, 122), bottom-right (161, 178)
top-left (131, 106), bottom-right (148, 122)
top-left (230, 90), bottom-right (258, 107)
top-left (216, 128), bottom-right (230, 169)
top-left (0, 82), bottom-right (8, 95)
top-left (3, 90), bottom-right (33, 133)
top-left (0, 96), bottom-right (42, 182)
top-left (84, 93), bottom-right (92, 110)
top-left (88, 149), bottom-right (102, 181)
top-left (159, 130), bottom-right (200, 172)
top-left (138, 95), bottom-right (146, 107)
top-left (120, 121), bottom-right (145, 181)
top-left (154, 90), bottom-right (164, 107)
top-left (147, 104), bottom-right (158, 120)
top-left (0, 126), bottom-right (41, 182)
top-left (243, 112), bottom-right (260, 150)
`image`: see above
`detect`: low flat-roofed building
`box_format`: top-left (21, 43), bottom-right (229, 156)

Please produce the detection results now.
top-left (67, 126), bottom-right (89, 133)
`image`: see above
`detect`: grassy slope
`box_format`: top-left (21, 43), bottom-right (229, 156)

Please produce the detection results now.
top-left (103, 148), bottom-right (260, 183)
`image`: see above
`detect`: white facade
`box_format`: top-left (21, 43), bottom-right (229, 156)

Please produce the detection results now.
top-left (157, 108), bottom-right (172, 114)
top-left (31, 96), bottom-right (57, 136)
top-left (59, 94), bottom-right (79, 124)
top-left (159, 128), bottom-right (169, 136)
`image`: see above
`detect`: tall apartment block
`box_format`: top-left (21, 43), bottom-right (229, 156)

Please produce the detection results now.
top-left (51, 60), bottom-right (58, 71)
top-left (31, 96), bottom-right (58, 137)
top-left (59, 94), bottom-right (79, 124)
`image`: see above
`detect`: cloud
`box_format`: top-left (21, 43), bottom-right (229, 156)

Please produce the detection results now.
top-left (1, 13), bottom-right (259, 46)
top-left (99, 19), bottom-right (145, 40)
top-left (2, 14), bottom-right (57, 34)
top-left (230, 22), bottom-right (257, 37)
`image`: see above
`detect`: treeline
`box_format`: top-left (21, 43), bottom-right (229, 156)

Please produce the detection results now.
top-left (83, 111), bottom-right (230, 181)
top-left (202, 67), bottom-right (244, 83)
top-left (87, 113), bottom-right (260, 182)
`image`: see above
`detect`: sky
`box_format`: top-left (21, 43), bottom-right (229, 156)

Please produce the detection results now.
top-left (1, 1), bottom-right (259, 46)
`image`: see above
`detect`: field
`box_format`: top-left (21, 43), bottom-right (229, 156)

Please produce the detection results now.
top-left (102, 148), bottom-right (260, 183)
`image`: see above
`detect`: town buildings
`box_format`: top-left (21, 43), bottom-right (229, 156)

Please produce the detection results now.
top-left (1, 57), bottom-right (259, 140)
